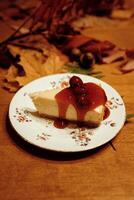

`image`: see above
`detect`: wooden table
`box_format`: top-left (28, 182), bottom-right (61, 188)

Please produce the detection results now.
top-left (0, 1), bottom-right (134, 200)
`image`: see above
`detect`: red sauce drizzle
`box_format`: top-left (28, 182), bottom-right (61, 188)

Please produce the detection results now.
top-left (54, 82), bottom-right (108, 129)
top-left (103, 106), bottom-right (110, 120)
top-left (54, 119), bottom-right (68, 129)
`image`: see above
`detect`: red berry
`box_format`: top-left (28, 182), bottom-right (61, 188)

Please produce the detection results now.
top-left (77, 95), bottom-right (89, 108)
top-left (73, 86), bottom-right (87, 95)
top-left (69, 76), bottom-right (83, 88)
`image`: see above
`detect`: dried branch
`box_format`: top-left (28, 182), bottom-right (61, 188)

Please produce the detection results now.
top-left (0, 0), bottom-right (124, 48)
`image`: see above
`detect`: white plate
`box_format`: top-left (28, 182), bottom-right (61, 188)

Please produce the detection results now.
top-left (9, 73), bottom-right (126, 152)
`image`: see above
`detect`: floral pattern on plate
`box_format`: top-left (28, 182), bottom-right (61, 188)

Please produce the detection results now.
top-left (9, 73), bottom-right (126, 152)
top-left (13, 108), bottom-right (32, 123)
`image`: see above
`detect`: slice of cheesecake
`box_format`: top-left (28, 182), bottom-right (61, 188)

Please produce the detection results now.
top-left (30, 76), bottom-right (107, 127)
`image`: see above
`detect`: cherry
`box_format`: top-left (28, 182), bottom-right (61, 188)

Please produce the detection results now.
top-left (73, 85), bottom-right (87, 95)
top-left (69, 76), bottom-right (83, 88)
top-left (77, 95), bottom-right (89, 108)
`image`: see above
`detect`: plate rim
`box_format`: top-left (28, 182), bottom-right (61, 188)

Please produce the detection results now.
top-left (8, 73), bottom-right (126, 152)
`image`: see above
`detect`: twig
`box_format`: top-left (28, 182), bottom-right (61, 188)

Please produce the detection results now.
top-left (0, 28), bottom-right (47, 49)
top-left (9, 42), bottom-right (43, 53)
top-left (109, 141), bottom-right (116, 151)
top-left (0, 1), bottom-right (43, 46)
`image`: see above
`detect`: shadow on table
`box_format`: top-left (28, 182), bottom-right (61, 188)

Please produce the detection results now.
top-left (6, 114), bottom-right (109, 161)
